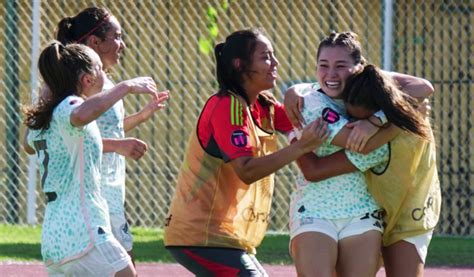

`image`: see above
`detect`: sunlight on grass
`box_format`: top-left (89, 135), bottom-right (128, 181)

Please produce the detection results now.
top-left (1, 224), bottom-right (473, 266)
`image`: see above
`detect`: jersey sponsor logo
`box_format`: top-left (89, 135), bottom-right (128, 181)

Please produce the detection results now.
top-left (230, 95), bottom-right (244, 126)
top-left (231, 130), bottom-right (247, 147)
top-left (242, 206), bottom-right (270, 223)
top-left (322, 107), bottom-right (340, 123)
top-left (164, 215), bottom-right (172, 227)
top-left (412, 197), bottom-right (434, 221)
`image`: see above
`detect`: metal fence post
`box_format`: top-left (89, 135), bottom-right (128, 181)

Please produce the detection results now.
top-left (4, 0), bottom-right (20, 224)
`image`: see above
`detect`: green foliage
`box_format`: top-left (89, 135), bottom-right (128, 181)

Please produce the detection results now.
top-left (199, 1), bottom-right (233, 54)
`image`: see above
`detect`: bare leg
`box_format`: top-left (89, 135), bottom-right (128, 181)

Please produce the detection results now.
top-left (291, 232), bottom-right (337, 277)
top-left (115, 260), bottom-right (137, 277)
top-left (128, 250), bottom-right (136, 267)
top-left (337, 230), bottom-right (381, 277)
top-left (382, 241), bottom-right (423, 277)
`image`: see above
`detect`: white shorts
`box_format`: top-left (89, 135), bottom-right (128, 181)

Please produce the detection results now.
top-left (46, 238), bottom-right (131, 277)
top-left (402, 230), bottom-right (433, 263)
top-left (110, 213), bottom-right (133, 251)
top-left (290, 210), bottom-right (384, 242)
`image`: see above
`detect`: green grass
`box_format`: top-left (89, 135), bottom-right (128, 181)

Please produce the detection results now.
top-left (1, 225), bottom-right (473, 267)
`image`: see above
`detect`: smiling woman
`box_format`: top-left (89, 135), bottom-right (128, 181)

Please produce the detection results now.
top-left (163, 28), bottom-right (329, 276)
top-left (53, 7), bottom-right (170, 268)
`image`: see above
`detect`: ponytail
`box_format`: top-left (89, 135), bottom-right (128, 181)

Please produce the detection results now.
top-left (56, 17), bottom-right (75, 44)
top-left (342, 65), bottom-right (432, 140)
top-left (24, 41), bottom-right (96, 130)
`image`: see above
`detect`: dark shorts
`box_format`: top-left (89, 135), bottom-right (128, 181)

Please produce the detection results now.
top-left (166, 246), bottom-right (267, 277)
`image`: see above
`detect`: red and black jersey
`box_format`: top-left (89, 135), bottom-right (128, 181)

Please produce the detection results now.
top-left (197, 93), bottom-right (292, 162)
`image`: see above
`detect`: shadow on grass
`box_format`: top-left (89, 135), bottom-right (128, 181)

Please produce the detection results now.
top-left (0, 243), bottom-right (42, 261)
top-left (133, 234), bottom-right (292, 265)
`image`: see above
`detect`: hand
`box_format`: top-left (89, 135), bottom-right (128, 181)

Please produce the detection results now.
top-left (121, 77), bottom-right (158, 96)
top-left (417, 98), bottom-right (431, 117)
top-left (114, 138), bottom-right (148, 161)
top-left (345, 119), bottom-right (379, 152)
top-left (297, 117), bottom-right (329, 153)
top-left (284, 87), bottom-right (305, 128)
top-left (139, 90), bottom-right (170, 121)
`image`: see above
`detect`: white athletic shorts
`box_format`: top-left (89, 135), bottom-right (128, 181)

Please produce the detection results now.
top-left (46, 238), bottom-right (131, 276)
top-left (403, 230), bottom-right (433, 263)
top-left (290, 210), bottom-right (384, 242)
top-left (110, 212), bottom-right (133, 251)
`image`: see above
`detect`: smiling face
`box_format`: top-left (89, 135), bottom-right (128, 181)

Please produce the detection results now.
top-left (316, 46), bottom-right (362, 99)
top-left (89, 16), bottom-right (125, 71)
top-left (242, 35), bottom-right (279, 99)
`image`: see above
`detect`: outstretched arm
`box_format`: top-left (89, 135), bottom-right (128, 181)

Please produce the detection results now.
top-left (124, 90), bottom-right (169, 132)
top-left (71, 77), bottom-right (158, 127)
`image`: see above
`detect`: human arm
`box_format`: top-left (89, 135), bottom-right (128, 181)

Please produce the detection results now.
top-left (332, 123), bottom-right (400, 155)
top-left (124, 90), bottom-right (169, 132)
top-left (23, 129), bottom-right (36, 155)
top-left (345, 73), bottom-right (434, 151)
top-left (296, 138), bottom-right (389, 182)
top-left (102, 138), bottom-right (148, 161)
top-left (386, 71), bottom-right (434, 99)
top-left (283, 83), bottom-right (315, 128)
top-left (296, 150), bottom-right (357, 181)
top-left (230, 118), bottom-right (329, 184)
top-left (71, 77), bottom-right (158, 127)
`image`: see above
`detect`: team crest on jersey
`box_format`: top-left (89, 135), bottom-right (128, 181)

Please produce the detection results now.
top-left (322, 107), bottom-right (340, 123)
top-left (231, 130), bottom-right (247, 147)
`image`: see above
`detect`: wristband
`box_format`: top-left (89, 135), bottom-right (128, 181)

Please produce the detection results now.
top-left (373, 110), bottom-right (388, 125)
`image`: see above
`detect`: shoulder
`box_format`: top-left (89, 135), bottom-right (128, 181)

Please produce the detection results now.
top-left (57, 95), bottom-right (84, 110)
top-left (205, 93), bottom-right (244, 118)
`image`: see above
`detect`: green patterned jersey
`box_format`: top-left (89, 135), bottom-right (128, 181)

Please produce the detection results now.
top-left (96, 78), bottom-right (127, 215)
top-left (28, 95), bottom-right (113, 264)
top-left (291, 83), bottom-right (388, 219)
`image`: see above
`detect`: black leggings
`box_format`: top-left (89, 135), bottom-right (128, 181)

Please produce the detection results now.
top-left (167, 246), bottom-right (267, 277)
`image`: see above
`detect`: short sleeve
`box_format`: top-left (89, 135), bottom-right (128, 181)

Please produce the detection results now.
top-left (301, 91), bottom-right (348, 144)
top-left (55, 95), bottom-right (85, 137)
top-left (273, 101), bottom-right (293, 133)
top-left (345, 144), bottom-right (389, 172)
top-left (209, 96), bottom-right (254, 161)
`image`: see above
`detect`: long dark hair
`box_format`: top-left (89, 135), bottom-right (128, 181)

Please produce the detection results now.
top-left (24, 41), bottom-right (97, 130)
top-left (342, 64), bottom-right (432, 140)
top-left (214, 28), bottom-right (276, 106)
top-left (56, 7), bottom-right (111, 44)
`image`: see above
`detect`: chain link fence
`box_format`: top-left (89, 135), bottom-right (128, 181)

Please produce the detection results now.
top-left (1, 0), bottom-right (472, 241)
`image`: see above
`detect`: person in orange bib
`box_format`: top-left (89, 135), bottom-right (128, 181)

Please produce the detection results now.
top-left (164, 28), bottom-right (328, 276)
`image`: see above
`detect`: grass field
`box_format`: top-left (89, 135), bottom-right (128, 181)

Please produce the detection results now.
top-left (1, 225), bottom-right (473, 267)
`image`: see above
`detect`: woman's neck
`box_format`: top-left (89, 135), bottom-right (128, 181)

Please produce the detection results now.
top-left (242, 83), bottom-right (260, 105)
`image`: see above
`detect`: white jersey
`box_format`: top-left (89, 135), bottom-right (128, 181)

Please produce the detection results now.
top-left (28, 95), bottom-right (112, 265)
top-left (95, 77), bottom-right (127, 215)
top-left (290, 83), bottom-right (388, 220)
